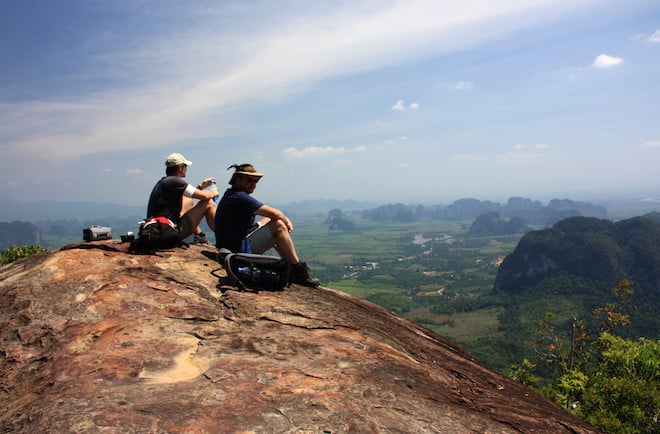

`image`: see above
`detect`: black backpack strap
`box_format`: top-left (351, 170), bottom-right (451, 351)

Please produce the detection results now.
top-left (223, 252), bottom-right (246, 291)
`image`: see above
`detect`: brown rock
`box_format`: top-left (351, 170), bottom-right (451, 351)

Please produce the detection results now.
top-left (0, 242), bottom-right (599, 433)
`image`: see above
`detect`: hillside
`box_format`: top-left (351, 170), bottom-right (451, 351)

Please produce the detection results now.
top-left (494, 215), bottom-right (660, 345)
top-left (0, 242), bottom-right (597, 433)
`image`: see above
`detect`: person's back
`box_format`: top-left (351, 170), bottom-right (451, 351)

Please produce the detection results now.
top-left (147, 176), bottom-right (188, 223)
top-left (215, 185), bottom-right (263, 253)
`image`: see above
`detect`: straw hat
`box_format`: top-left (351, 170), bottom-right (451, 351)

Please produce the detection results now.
top-left (227, 163), bottom-right (264, 184)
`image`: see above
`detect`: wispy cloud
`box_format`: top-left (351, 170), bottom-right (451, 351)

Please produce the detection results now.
top-left (0, 0), bottom-right (599, 163)
top-left (563, 66), bottom-right (582, 79)
top-left (641, 140), bottom-right (660, 148)
top-left (282, 145), bottom-right (367, 159)
top-left (513, 143), bottom-right (551, 151)
top-left (392, 100), bottom-right (419, 111)
top-left (383, 136), bottom-right (410, 145)
top-left (593, 54), bottom-right (624, 69)
top-left (649, 30), bottom-right (660, 43)
top-left (454, 81), bottom-right (473, 90)
top-left (450, 143), bottom-right (552, 162)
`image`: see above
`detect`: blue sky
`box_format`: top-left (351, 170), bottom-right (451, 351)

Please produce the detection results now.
top-left (1, 0), bottom-right (659, 207)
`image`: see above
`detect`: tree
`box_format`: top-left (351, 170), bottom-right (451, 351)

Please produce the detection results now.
top-left (508, 280), bottom-right (660, 433)
top-left (577, 333), bottom-right (659, 434)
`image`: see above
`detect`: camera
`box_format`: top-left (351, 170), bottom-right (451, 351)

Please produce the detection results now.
top-left (120, 232), bottom-right (135, 243)
top-left (83, 225), bottom-right (112, 241)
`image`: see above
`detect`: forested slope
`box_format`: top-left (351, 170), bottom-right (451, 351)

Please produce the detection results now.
top-left (493, 215), bottom-right (660, 350)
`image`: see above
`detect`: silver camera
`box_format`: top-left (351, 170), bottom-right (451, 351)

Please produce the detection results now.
top-left (83, 225), bottom-right (112, 241)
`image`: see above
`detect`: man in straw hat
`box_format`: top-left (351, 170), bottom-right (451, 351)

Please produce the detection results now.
top-left (146, 152), bottom-right (218, 244)
top-left (215, 163), bottom-right (320, 287)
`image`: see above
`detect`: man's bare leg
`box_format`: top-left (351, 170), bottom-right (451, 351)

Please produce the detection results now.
top-left (267, 219), bottom-right (300, 264)
top-left (182, 199), bottom-right (216, 234)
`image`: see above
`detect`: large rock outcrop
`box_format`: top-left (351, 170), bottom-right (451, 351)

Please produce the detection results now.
top-left (0, 242), bottom-right (598, 433)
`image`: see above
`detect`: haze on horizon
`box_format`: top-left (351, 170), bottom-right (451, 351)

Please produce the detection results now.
top-left (1, 1), bottom-right (659, 207)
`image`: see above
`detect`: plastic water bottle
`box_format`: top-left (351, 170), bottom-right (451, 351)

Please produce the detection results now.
top-left (238, 266), bottom-right (259, 281)
top-left (210, 180), bottom-right (219, 205)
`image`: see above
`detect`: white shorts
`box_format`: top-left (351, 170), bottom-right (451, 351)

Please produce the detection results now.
top-left (246, 223), bottom-right (275, 254)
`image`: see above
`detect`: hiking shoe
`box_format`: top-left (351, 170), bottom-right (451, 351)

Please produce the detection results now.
top-left (193, 232), bottom-right (209, 245)
top-left (290, 262), bottom-right (320, 288)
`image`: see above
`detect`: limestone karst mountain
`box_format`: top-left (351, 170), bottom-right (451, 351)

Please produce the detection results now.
top-left (0, 242), bottom-right (598, 433)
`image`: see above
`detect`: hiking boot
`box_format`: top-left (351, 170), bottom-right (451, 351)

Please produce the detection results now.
top-left (193, 232), bottom-right (209, 245)
top-left (290, 262), bottom-right (320, 288)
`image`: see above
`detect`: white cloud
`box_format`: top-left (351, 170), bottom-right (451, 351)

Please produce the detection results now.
top-left (282, 145), bottom-right (367, 159)
top-left (641, 140), bottom-right (660, 148)
top-left (513, 143), bottom-right (550, 151)
top-left (0, 0), bottom-right (602, 163)
top-left (649, 30), bottom-right (660, 43)
top-left (593, 54), bottom-right (624, 69)
top-left (454, 81), bottom-right (473, 90)
top-left (392, 100), bottom-right (406, 111)
top-left (563, 66), bottom-right (582, 79)
top-left (392, 100), bottom-right (419, 111)
top-left (383, 136), bottom-right (410, 145)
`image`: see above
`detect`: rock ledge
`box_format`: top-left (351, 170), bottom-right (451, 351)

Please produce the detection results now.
top-left (0, 242), bottom-right (598, 433)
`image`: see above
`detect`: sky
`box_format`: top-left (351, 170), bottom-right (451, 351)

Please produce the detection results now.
top-left (1, 0), bottom-right (659, 207)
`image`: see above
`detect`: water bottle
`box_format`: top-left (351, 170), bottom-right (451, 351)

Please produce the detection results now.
top-left (238, 266), bottom-right (259, 281)
top-left (209, 180), bottom-right (219, 205)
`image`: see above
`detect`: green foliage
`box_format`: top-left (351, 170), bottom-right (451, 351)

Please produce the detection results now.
top-left (509, 282), bottom-right (660, 433)
top-left (578, 334), bottom-right (659, 434)
top-left (366, 293), bottom-right (415, 315)
top-left (543, 369), bottom-right (588, 409)
top-left (594, 278), bottom-right (634, 333)
top-left (1, 244), bottom-right (49, 265)
top-left (508, 358), bottom-right (540, 388)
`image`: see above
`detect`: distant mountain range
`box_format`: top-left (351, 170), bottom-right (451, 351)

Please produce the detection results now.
top-left (2, 196), bottom-right (659, 223)
top-left (0, 199), bottom-right (376, 222)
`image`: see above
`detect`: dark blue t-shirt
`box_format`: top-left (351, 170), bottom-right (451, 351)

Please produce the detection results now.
top-left (215, 187), bottom-right (264, 252)
top-left (146, 176), bottom-right (189, 223)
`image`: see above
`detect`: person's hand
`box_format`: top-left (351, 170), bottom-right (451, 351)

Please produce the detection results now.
top-left (198, 178), bottom-right (217, 190)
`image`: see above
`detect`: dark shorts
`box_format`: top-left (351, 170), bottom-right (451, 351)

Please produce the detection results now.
top-left (177, 214), bottom-right (195, 240)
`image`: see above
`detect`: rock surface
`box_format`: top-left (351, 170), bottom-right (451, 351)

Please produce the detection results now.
top-left (0, 241), bottom-right (599, 433)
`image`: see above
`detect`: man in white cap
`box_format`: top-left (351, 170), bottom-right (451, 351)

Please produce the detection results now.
top-left (215, 163), bottom-right (320, 287)
top-left (146, 152), bottom-right (218, 244)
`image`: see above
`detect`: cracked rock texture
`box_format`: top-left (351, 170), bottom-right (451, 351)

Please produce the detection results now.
top-left (0, 242), bottom-right (599, 433)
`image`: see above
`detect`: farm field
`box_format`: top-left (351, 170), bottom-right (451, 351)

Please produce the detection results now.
top-left (291, 215), bottom-right (523, 364)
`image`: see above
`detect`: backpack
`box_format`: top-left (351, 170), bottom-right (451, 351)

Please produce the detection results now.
top-left (221, 249), bottom-right (291, 291)
top-left (129, 217), bottom-right (179, 253)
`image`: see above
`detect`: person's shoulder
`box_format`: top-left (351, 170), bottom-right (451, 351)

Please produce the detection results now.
top-left (161, 176), bottom-right (187, 186)
top-left (226, 187), bottom-right (250, 197)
